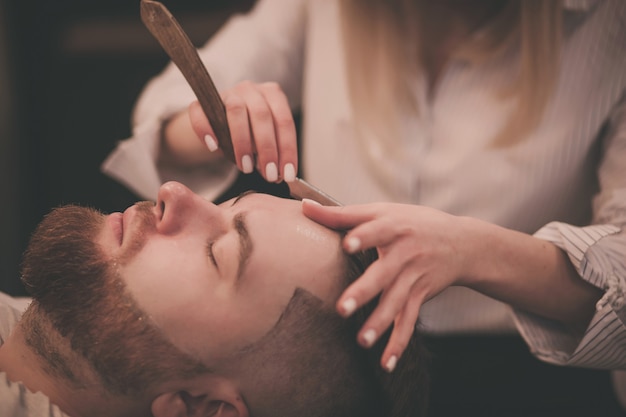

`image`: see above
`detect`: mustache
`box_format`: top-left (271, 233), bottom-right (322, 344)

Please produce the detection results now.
top-left (135, 200), bottom-right (157, 220)
top-left (116, 201), bottom-right (158, 264)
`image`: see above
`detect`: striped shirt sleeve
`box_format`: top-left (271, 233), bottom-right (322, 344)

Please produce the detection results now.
top-left (514, 223), bottom-right (625, 369)
top-left (512, 92), bottom-right (626, 370)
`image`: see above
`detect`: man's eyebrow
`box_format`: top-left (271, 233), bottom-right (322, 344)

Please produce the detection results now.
top-left (234, 212), bottom-right (253, 286)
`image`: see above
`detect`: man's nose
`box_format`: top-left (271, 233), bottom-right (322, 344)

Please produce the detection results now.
top-left (155, 181), bottom-right (223, 234)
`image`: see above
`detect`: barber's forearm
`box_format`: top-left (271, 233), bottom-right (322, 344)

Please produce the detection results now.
top-left (460, 217), bottom-right (603, 329)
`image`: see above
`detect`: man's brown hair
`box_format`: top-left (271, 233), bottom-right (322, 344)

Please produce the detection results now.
top-left (222, 285), bottom-right (430, 417)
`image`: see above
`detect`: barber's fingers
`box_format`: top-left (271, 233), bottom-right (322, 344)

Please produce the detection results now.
top-left (227, 81), bottom-right (296, 182)
top-left (190, 81), bottom-right (298, 183)
top-left (225, 82), bottom-right (279, 181)
top-left (354, 267), bottom-right (424, 350)
top-left (381, 295), bottom-right (423, 372)
top-left (190, 92), bottom-right (256, 175)
top-left (302, 202), bottom-right (381, 229)
top-left (340, 216), bottom-right (407, 254)
top-left (304, 202), bottom-right (423, 251)
top-left (258, 82), bottom-right (298, 182)
top-left (337, 249), bottom-right (406, 317)
top-left (188, 101), bottom-right (223, 156)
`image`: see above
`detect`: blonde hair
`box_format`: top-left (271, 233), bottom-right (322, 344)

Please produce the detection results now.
top-left (339, 0), bottom-right (563, 161)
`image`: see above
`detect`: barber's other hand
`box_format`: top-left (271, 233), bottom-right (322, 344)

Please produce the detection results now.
top-left (190, 81), bottom-right (298, 183)
top-left (303, 201), bottom-right (472, 372)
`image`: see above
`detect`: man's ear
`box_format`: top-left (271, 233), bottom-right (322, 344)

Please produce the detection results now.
top-left (151, 377), bottom-right (249, 417)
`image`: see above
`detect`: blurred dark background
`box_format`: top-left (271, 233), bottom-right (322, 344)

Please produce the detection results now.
top-left (1, 2), bottom-right (624, 415)
top-left (0, 0), bottom-right (256, 296)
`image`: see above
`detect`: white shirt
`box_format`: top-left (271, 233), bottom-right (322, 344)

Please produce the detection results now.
top-left (102, 0), bottom-right (626, 384)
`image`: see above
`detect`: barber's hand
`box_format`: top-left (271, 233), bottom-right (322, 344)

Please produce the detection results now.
top-left (302, 201), bottom-right (471, 372)
top-left (187, 80), bottom-right (298, 183)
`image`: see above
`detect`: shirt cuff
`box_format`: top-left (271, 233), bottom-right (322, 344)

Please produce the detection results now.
top-left (101, 117), bottom-right (238, 202)
top-left (512, 222), bottom-right (626, 369)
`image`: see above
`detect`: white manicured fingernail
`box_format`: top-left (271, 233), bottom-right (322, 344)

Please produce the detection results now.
top-left (341, 298), bottom-right (357, 316)
top-left (241, 155), bottom-right (253, 174)
top-left (302, 198), bottom-right (322, 206)
top-left (362, 329), bottom-right (377, 347)
top-left (266, 162), bottom-right (278, 182)
top-left (283, 163), bottom-right (296, 182)
top-left (346, 237), bottom-right (361, 253)
top-left (204, 134), bottom-right (218, 152)
top-left (385, 355), bottom-right (397, 373)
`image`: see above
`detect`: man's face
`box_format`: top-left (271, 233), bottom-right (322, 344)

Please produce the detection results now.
top-left (97, 182), bottom-right (345, 364)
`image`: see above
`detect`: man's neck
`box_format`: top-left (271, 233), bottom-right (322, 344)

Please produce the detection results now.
top-left (0, 325), bottom-right (149, 417)
top-left (0, 325), bottom-right (82, 416)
